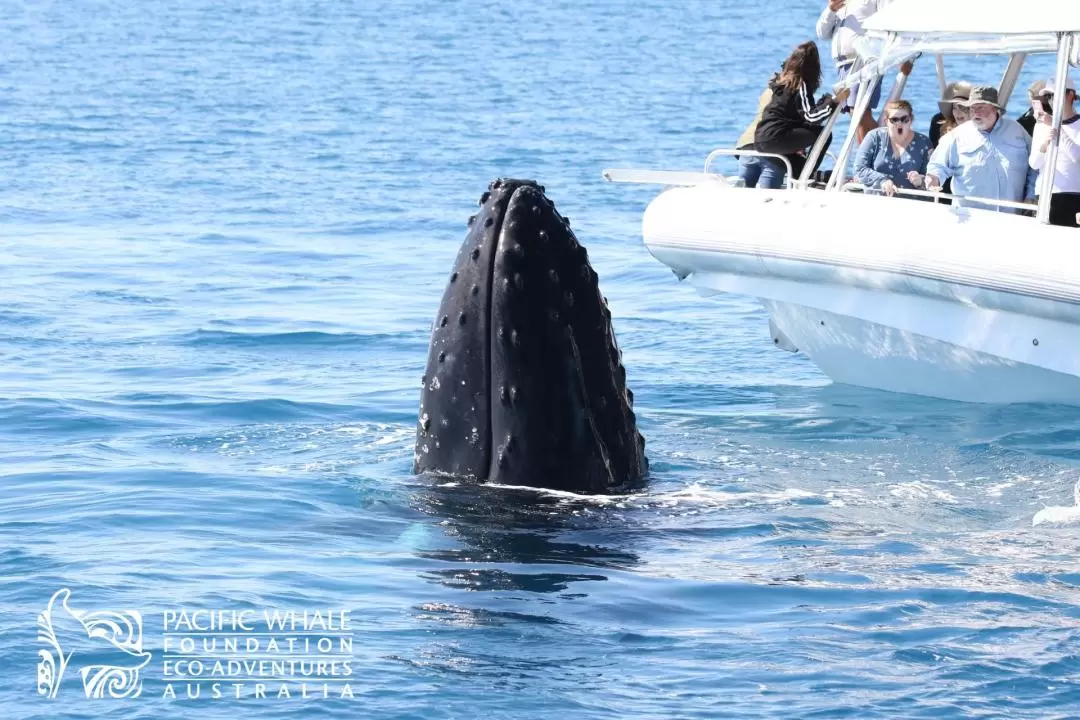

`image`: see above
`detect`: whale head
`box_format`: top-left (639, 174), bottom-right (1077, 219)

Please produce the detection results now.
top-left (413, 178), bottom-right (647, 493)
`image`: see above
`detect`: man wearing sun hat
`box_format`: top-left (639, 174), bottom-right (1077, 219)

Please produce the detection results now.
top-left (1029, 74), bottom-right (1080, 227)
top-left (924, 85), bottom-right (1037, 213)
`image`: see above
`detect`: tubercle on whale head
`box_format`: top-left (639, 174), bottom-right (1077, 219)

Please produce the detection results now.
top-left (413, 178), bottom-right (647, 494)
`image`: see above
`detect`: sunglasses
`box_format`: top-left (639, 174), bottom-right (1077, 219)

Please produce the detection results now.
top-left (887, 115), bottom-right (911, 124)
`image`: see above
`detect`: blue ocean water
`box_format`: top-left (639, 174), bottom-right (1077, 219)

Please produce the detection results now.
top-left (3, 0), bottom-right (1080, 717)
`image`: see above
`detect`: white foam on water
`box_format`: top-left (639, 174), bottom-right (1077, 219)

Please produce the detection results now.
top-left (888, 480), bottom-right (958, 504)
top-left (481, 482), bottom-right (638, 504)
top-left (479, 481), bottom-right (825, 511)
top-left (641, 484), bottom-right (818, 508)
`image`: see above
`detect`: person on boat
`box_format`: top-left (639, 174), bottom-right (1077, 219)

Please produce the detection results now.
top-left (1029, 76), bottom-right (1080, 228)
top-left (1017, 80), bottom-right (1047, 138)
top-left (754, 41), bottom-right (850, 181)
top-left (735, 67), bottom-right (787, 189)
top-left (928, 81), bottom-right (972, 150)
top-left (816, 0), bottom-right (894, 144)
top-left (926, 82), bottom-right (972, 204)
top-left (852, 100), bottom-right (932, 196)
top-left (924, 86), bottom-right (1037, 212)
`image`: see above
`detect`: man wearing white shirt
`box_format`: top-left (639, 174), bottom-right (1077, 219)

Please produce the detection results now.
top-left (816, 0), bottom-right (893, 143)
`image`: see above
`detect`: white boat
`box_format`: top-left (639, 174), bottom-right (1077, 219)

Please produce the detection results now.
top-left (604, 0), bottom-right (1080, 405)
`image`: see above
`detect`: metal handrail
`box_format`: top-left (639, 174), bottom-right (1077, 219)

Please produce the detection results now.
top-left (825, 73), bottom-right (874, 192)
top-left (841, 182), bottom-right (1034, 212)
top-left (703, 148), bottom-right (795, 189)
top-left (801, 94), bottom-right (846, 188)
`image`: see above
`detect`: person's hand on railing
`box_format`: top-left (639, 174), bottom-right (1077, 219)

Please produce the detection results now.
top-left (906, 171), bottom-right (924, 188)
top-left (924, 174), bottom-right (943, 192)
top-left (881, 179), bottom-right (898, 196)
top-left (833, 87), bottom-right (851, 106)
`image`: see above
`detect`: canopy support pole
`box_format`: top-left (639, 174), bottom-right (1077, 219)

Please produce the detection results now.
top-left (825, 71), bottom-right (875, 192)
top-left (1036, 34), bottom-right (1074, 225)
top-left (997, 52), bottom-right (1027, 109)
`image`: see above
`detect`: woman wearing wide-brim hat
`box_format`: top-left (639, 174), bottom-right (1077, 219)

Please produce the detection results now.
top-left (929, 80), bottom-right (973, 149)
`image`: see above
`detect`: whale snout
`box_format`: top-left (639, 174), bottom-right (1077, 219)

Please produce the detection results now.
top-left (414, 179), bottom-right (647, 493)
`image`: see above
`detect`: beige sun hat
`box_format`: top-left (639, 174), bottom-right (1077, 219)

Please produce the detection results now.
top-left (937, 80), bottom-right (973, 116)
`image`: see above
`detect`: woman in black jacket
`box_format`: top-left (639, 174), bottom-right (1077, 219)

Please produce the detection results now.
top-left (754, 41), bottom-right (849, 181)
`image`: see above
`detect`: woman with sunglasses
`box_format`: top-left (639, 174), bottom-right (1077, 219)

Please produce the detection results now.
top-left (853, 100), bottom-right (932, 197)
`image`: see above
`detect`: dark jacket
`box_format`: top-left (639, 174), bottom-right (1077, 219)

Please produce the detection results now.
top-left (1017, 108), bottom-right (1036, 137)
top-left (754, 79), bottom-right (837, 147)
top-left (928, 112), bottom-right (945, 148)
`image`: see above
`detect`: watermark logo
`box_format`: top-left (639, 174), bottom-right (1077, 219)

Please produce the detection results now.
top-left (36, 588), bottom-right (357, 702)
top-left (161, 608), bottom-right (355, 700)
top-left (36, 588), bottom-right (151, 699)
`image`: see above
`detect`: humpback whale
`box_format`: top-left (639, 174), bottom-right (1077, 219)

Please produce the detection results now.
top-left (413, 178), bottom-right (647, 493)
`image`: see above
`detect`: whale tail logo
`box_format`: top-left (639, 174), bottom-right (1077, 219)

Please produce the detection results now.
top-left (37, 588), bottom-right (151, 699)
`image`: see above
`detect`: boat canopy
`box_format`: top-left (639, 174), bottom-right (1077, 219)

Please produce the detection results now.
top-left (837, 0), bottom-right (1080, 98)
top-left (841, 0), bottom-right (1080, 86)
top-left (862, 0), bottom-right (1080, 36)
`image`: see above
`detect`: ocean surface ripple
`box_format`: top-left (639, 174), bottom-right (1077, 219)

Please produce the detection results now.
top-left (1, 0), bottom-right (1077, 717)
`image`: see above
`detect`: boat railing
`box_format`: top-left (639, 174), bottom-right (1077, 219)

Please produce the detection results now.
top-left (601, 168), bottom-right (734, 187)
top-left (840, 182), bottom-right (1035, 212)
top-left (703, 149), bottom-right (795, 189)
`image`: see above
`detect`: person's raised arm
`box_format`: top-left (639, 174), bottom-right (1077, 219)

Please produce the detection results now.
top-left (799, 85), bottom-right (848, 125)
top-left (816, 0), bottom-right (844, 40)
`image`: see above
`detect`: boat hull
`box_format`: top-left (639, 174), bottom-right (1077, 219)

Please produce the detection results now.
top-left (764, 298), bottom-right (1080, 405)
top-left (642, 183), bottom-right (1080, 405)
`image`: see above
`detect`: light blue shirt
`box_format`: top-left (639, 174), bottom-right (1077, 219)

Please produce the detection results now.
top-left (854, 127), bottom-right (932, 191)
top-left (925, 116), bottom-right (1037, 212)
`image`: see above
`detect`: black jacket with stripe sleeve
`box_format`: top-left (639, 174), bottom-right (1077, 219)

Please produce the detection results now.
top-left (753, 79), bottom-right (837, 147)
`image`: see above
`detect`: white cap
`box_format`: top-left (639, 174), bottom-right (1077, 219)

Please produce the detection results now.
top-left (1040, 75), bottom-right (1076, 95)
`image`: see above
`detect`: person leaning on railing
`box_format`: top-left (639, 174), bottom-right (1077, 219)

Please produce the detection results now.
top-left (923, 86), bottom-right (1037, 213)
top-left (853, 100), bottom-right (932, 197)
top-left (1028, 76), bottom-right (1080, 228)
top-left (753, 41), bottom-right (850, 182)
